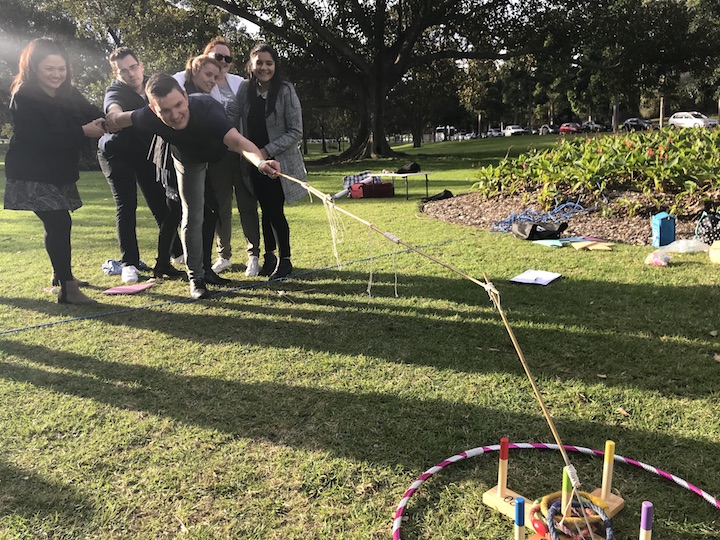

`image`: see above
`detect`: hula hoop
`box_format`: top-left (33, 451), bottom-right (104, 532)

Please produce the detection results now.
top-left (392, 442), bottom-right (720, 540)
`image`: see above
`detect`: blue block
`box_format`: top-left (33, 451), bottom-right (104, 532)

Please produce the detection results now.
top-left (651, 212), bottom-right (675, 247)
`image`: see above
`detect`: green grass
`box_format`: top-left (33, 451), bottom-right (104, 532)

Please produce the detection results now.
top-left (1, 138), bottom-right (719, 539)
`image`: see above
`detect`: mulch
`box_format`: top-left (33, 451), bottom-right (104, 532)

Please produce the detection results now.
top-left (421, 192), bottom-right (698, 246)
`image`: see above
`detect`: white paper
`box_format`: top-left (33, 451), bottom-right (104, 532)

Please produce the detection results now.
top-left (509, 269), bottom-right (562, 286)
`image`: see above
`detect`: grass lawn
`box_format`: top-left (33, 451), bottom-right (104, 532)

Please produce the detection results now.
top-left (0, 137), bottom-right (719, 539)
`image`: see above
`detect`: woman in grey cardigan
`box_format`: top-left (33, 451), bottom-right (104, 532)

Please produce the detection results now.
top-left (236, 44), bottom-right (307, 279)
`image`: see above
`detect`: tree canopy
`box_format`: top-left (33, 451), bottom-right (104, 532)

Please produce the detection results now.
top-left (2, 0), bottom-right (719, 154)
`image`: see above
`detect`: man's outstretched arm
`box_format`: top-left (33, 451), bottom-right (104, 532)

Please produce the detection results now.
top-left (105, 109), bottom-right (134, 132)
top-left (223, 128), bottom-right (281, 177)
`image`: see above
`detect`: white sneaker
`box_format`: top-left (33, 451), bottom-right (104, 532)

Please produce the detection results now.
top-left (245, 255), bottom-right (259, 277)
top-left (212, 257), bottom-right (232, 273)
top-left (171, 254), bottom-right (185, 266)
top-left (121, 265), bottom-right (139, 284)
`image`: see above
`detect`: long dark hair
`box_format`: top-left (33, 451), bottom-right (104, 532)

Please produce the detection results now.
top-left (245, 44), bottom-right (285, 117)
top-left (11, 38), bottom-right (73, 96)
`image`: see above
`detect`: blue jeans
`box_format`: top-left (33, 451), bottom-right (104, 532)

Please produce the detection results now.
top-left (173, 157), bottom-right (207, 281)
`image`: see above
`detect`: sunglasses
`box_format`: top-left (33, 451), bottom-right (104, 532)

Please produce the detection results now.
top-left (212, 53), bottom-right (233, 63)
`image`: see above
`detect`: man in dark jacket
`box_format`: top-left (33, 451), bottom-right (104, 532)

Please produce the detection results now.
top-left (98, 48), bottom-right (182, 283)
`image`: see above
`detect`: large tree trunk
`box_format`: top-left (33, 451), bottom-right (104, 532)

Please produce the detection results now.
top-left (411, 128), bottom-right (423, 148)
top-left (370, 84), bottom-right (394, 156)
top-left (335, 88), bottom-right (399, 160)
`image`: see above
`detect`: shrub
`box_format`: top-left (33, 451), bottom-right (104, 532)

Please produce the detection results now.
top-left (473, 128), bottom-right (720, 215)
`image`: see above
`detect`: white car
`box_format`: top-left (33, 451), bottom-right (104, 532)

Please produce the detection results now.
top-left (503, 125), bottom-right (526, 137)
top-left (667, 111), bottom-right (718, 129)
top-left (486, 127), bottom-right (502, 138)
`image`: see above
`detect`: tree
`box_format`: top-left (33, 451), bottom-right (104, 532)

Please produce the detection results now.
top-left (0, 0), bottom-right (107, 124)
top-left (47, 0), bottom-right (254, 74)
top-left (388, 59), bottom-right (466, 147)
top-left (190, 0), bottom-right (548, 158)
top-left (458, 60), bottom-right (504, 132)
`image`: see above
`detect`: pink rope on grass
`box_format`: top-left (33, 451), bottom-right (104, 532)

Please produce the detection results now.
top-left (392, 442), bottom-right (720, 540)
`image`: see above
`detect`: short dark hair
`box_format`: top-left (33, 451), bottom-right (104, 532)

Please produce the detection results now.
top-left (108, 47), bottom-right (138, 65)
top-left (145, 73), bottom-right (184, 99)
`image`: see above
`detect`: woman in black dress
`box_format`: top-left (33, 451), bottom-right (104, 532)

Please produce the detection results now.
top-left (4, 38), bottom-right (106, 304)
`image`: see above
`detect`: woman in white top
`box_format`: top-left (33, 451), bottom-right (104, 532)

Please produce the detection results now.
top-left (204, 37), bottom-right (262, 277)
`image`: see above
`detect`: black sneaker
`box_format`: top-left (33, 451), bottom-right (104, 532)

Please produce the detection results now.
top-left (204, 268), bottom-right (231, 285)
top-left (136, 260), bottom-right (153, 272)
top-left (189, 279), bottom-right (211, 299)
top-left (269, 258), bottom-right (292, 280)
top-left (258, 253), bottom-right (278, 277)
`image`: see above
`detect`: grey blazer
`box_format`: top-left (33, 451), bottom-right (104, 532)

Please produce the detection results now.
top-left (236, 80), bottom-right (308, 203)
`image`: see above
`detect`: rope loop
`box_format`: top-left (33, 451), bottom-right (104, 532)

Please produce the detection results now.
top-left (544, 494), bottom-right (614, 540)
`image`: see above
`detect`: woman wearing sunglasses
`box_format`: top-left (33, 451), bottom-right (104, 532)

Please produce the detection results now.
top-left (202, 37), bottom-right (263, 279)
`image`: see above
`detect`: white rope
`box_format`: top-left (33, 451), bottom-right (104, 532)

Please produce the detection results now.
top-left (366, 226), bottom-right (374, 300)
top-left (322, 196), bottom-right (345, 269)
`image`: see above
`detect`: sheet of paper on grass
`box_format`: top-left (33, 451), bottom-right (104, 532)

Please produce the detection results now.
top-left (532, 239), bottom-right (564, 248)
top-left (103, 282), bottom-right (155, 295)
top-left (510, 269), bottom-right (562, 286)
top-left (562, 236), bottom-right (609, 243)
top-left (571, 241), bottom-right (614, 251)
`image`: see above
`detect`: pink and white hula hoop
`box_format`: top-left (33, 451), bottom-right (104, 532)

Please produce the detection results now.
top-left (392, 442), bottom-right (720, 539)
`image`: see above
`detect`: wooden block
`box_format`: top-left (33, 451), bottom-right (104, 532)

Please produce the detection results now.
top-left (482, 485), bottom-right (530, 521)
top-left (590, 488), bottom-right (625, 518)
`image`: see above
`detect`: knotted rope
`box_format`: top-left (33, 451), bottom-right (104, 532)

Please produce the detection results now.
top-left (279, 172), bottom-right (575, 469)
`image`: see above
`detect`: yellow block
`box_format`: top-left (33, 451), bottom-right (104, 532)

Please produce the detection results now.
top-left (710, 241), bottom-right (720, 264)
top-left (590, 488), bottom-right (625, 518)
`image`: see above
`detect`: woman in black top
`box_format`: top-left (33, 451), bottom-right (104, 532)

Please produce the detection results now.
top-left (240, 44), bottom-right (307, 280)
top-left (4, 38), bottom-right (106, 304)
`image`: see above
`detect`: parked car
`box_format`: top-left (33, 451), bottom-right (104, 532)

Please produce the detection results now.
top-left (621, 118), bottom-right (658, 132)
top-left (486, 127), bottom-right (502, 138)
top-left (582, 121), bottom-right (610, 132)
top-left (538, 124), bottom-right (559, 135)
top-left (503, 125), bottom-right (526, 136)
top-left (667, 111), bottom-right (718, 129)
top-left (559, 122), bottom-right (582, 134)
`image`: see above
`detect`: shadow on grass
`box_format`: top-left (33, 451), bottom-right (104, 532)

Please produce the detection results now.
top-left (0, 269), bottom-right (717, 401)
top-left (1, 337), bottom-right (719, 472)
top-left (1, 336), bottom-right (719, 538)
top-left (0, 459), bottom-right (94, 524)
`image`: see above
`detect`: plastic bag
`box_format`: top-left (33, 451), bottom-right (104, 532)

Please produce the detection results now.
top-left (661, 238), bottom-right (709, 253)
top-left (644, 250), bottom-right (671, 266)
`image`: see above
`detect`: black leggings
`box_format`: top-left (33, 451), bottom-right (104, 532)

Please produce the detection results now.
top-left (34, 209), bottom-right (73, 282)
top-left (251, 171), bottom-right (290, 258)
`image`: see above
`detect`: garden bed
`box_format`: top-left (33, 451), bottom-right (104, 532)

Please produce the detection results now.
top-left (423, 190), bottom-right (699, 246)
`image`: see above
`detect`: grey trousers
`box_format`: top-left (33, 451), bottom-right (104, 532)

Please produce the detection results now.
top-left (207, 152), bottom-right (261, 259)
top-left (173, 157), bottom-right (207, 281)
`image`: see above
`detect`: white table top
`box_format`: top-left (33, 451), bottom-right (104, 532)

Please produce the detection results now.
top-left (376, 171), bottom-right (432, 177)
